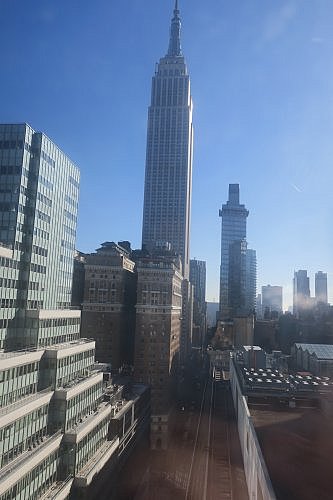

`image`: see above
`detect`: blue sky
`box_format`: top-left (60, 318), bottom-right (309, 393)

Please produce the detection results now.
top-left (1, 0), bottom-right (333, 307)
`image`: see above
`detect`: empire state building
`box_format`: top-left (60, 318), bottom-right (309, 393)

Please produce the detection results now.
top-left (141, 0), bottom-right (193, 279)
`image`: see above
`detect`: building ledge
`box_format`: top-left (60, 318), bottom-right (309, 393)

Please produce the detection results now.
top-left (40, 477), bottom-right (74, 500)
top-left (74, 438), bottom-right (119, 488)
top-left (64, 403), bottom-right (111, 443)
top-left (54, 371), bottom-right (103, 399)
top-left (0, 432), bottom-right (62, 496)
top-left (111, 398), bottom-right (134, 419)
top-left (0, 349), bottom-right (43, 370)
top-left (44, 339), bottom-right (95, 359)
top-left (0, 388), bottom-right (53, 428)
top-left (27, 309), bottom-right (81, 319)
top-left (0, 244), bottom-right (13, 259)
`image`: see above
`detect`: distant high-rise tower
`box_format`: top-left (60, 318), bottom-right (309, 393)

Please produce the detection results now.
top-left (219, 184), bottom-right (249, 318)
top-left (245, 248), bottom-right (257, 314)
top-left (141, 0), bottom-right (193, 280)
top-left (315, 271), bottom-right (328, 304)
top-left (190, 259), bottom-right (206, 308)
top-left (293, 270), bottom-right (310, 317)
top-left (190, 259), bottom-right (206, 347)
top-left (262, 285), bottom-right (283, 316)
top-left (228, 239), bottom-right (247, 316)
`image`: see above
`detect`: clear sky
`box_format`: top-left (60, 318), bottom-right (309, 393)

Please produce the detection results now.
top-left (1, 0), bottom-right (333, 308)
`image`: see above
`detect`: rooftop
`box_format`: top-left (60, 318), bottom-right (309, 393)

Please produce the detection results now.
top-left (295, 343), bottom-right (333, 360)
top-left (0, 387), bottom-right (52, 418)
top-left (0, 431), bottom-right (62, 490)
top-left (0, 348), bottom-right (41, 360)
top-left (242, 345), bottom-right (263, 352)
top-left (65, 402), bottom-right (111, 442)
top-left (249, 396), bottom-right (333, 500)
top-left (240, 366), bottom-right (332, 396)
top-left (44, 338), bottom-right (95, 352)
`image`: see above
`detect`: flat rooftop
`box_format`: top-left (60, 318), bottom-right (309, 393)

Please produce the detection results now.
top-left (44, 338), bottom-right (95, 351)
top-left (249, 395), bottom-right (333, 500)
top-left (0, 349), bottom-right (40, 359)
top-left (239, 365), bottom-right (332, 397)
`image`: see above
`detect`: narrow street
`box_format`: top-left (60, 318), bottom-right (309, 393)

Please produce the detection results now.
top-left (103, 354), bottom-right (249, 500)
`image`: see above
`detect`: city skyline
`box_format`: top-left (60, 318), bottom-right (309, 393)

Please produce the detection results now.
top-left (1, 0), bottom-right (333, 307)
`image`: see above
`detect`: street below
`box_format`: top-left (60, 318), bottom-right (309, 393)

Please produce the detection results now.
top-left (92, 354), bottom-right (249, 500)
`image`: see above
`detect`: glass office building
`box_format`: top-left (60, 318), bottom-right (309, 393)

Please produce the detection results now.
top-left (189, 259), bottom-right (207, 347)
top-left (0, 124), bottom-right (149, 499)
top-left (0, 123), bottom-right (80, 350)
top-left (315, 271), bottom-right (328, 305)
top-left (219, 184), bottom-right (249, 318)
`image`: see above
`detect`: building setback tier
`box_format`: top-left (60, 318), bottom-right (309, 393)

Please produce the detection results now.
top-left (0, 389), bottom-right (53, 428)
top-left (44, 339), bottom-right (95, 359)
top-left (0, 349), bottom-right (44, 370)
top-left (39, 477), bottom-right (74, 500)
top-left (74, 438), bottom-right (119, 488)
top-left (0, 433), bottom-right (62, 496)
top-left (53, 371), bottom-right (103, 400)
top-left (27, 309), bottom-right (81, 320)
top-left (63, 402), bottom-right (111, 443)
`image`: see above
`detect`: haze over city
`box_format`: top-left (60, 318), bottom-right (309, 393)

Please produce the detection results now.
top-left (1, 0), bottom-right (333, 307)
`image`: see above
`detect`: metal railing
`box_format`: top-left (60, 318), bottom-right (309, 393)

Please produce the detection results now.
top-left (0, 387), bottom-right (53, 417)
top-left (40, 475), bottom-right (73, 500)
top-left (0, 430), bottom-right (62, 481)
top-left (0, 346), bottom-right (41, 356)
top-left (44, 338), bottom-right (95, 351)
top-left (75, 438), bottom-right (119, 479)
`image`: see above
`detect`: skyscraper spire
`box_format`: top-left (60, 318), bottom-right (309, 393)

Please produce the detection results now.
top-left (167, 0), bottom-right (182, 57)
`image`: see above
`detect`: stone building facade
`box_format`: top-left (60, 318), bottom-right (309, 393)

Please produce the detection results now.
top-left (81, 242), bottom-right (136, 371)
top-left (133, 250), bottom-right (182, 449)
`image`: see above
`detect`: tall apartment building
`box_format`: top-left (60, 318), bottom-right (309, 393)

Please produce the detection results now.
top-left (262, 285), bottom-right (283, 316)
top-left (81, 241), bottom-right (136, 370)
top-left (189, 259), bottom-right (206, 347)
top-left (133, 249), bottom-right (183, 449)
top-left (293, 270), bottom-right (310, 318)
top-left (228, 239), bottom-right (247, 317)
top-left (219, 184), bottom-right (248, 318)
top-left (141, 1), bottom-right (193, 281)
top-left (219, 184), bottom-right (256, 319)
top-left (315, 271), bottom-right (328, 305)
top-left (0, 124), bottom-right (128, 498)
